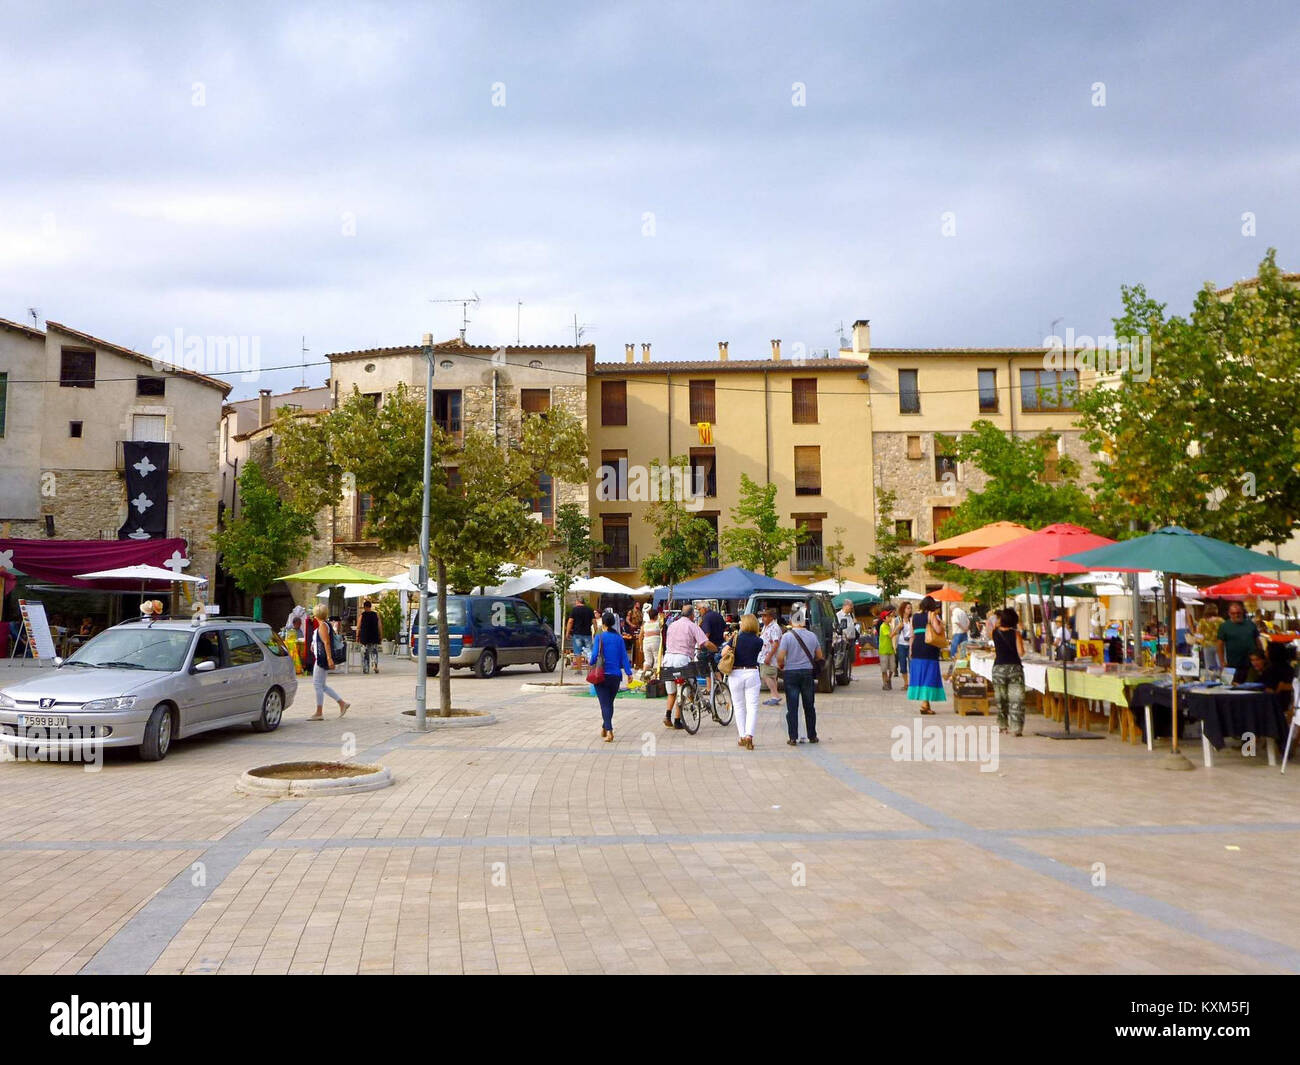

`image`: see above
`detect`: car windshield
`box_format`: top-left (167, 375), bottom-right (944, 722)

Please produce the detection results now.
top-left (415, 600), bottom-right (466, 631)
top-left (66, 627), bottom-right (192, 672)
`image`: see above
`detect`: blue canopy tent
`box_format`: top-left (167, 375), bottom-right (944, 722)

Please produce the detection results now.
top-left (652, 566), bottom-right (807, 606)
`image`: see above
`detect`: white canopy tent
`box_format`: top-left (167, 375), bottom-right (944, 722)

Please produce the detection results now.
top-left (570, 575), bottom-right (639, 596)
top-left (804, 578), bottom-right (877, 594)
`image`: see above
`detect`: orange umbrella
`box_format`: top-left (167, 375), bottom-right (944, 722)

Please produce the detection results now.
top-left (930, 587), bottom-right (965, 602)
top-left (918, 521), bottom-right (1032, 559)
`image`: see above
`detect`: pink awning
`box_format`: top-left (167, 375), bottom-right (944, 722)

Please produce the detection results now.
top-left (0, 538), bottom-right (190, 590)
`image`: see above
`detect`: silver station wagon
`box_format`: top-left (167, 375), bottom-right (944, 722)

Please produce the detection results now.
top-left (0, 617), bottom-right (298, 762)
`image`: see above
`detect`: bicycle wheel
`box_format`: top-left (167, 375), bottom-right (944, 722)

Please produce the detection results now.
top-left (711, 675), bottom-right (734, 726)
top-left (679, 681), bottom-right (702, 735)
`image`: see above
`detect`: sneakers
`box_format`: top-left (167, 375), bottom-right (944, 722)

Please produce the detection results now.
top-left (762, 698), bottom-right (781, 706)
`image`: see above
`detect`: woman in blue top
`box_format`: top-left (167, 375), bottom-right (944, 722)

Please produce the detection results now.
top-left (908, 595), bottom-right (947, 715)
top-left (593, 610), bottom-right (634, 742)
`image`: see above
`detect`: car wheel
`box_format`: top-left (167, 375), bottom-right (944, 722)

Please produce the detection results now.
top-left (425, 663), bottom-right (440, 678)
top-left (540, 647), bottom-right (558, 673)
top-left (817, 657), bottom-right (834, 694)
top-left (139, 704), bottom-right (173, 761)
top-left (252, 688), bottom-right (283, 733)
top-left (474, 649), bottom-right (498, 679)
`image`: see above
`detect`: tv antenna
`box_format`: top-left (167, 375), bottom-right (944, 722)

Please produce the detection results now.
top-left (429, 292), bottom-right (480, 342)
top-left (837, 320), bottom-right (848, 348)
top-left (573, 313), bottom-right (595, 345)
top-left (27, 307), bottom-right (40, 329)
top-left (300, 336), bottom-right (309, 388)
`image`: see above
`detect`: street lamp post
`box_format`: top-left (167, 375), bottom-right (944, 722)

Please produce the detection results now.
top-left (414, 333), bottom-right (435, 731)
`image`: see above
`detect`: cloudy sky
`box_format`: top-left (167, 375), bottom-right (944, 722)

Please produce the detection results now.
top-left (1, 0), bottom-right (1296, 399)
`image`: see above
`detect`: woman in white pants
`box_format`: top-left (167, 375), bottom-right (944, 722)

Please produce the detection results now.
top-left (308, 604), bottom-right (350, 721)
top-left (727, 614), bottom-right (765, 749)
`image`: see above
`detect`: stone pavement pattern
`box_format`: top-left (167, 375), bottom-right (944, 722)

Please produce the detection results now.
top-left (1, 656), bottom-right (1297, 974)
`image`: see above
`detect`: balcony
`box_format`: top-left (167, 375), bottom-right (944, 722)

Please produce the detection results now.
top-left (793, 539), bottom-right (824, 573)
top-left (594, 542), bottom-right (634, 571)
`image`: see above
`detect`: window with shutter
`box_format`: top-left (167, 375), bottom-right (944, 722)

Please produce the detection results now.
top-left (599, 514), bottom-right (630, 569)
top-left (688, 448), bottom-right (717, 497)
top-left (898, 369), bottom-right (920, 414)
top-left (689, 379), bottom-right (716, 423)
top-left (599, 450), bottom-right (629, 500)
top-left (521, 388), bottom-right (550, 416)
top-left (601, 380), bottom-right (627, 425)
top-left (794, 517), bottom-right (823, 571)
top-left (906, 435), bottom-right (923, 460)
top-left (794, 446), bottom-right (821, 495)
top-left (791, 378), bottom-right (818, 423)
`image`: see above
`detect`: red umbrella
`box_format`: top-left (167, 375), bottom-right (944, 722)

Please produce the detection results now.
top-left (1200, 573), bottom-right (1300, 600)
top-left (955, 523), bottom-right (1119, 739)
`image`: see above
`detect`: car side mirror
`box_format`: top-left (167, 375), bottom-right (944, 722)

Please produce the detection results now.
top-left (52, 656), bottom-right (63, 667)
top-left (193, 660), bottom-right (217, 673)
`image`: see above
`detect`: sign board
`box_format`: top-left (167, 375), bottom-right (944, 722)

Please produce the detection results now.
top-left (17, 599), bottom-right (58, 662)
top-left (205, 606), bottom-right (221, 617)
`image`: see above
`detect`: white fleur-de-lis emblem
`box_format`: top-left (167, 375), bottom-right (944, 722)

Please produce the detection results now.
top-left (128, 528), bottom-right (150, 540)
top-left (0, 549), bottom-right (12, 572)
top-left (133, 455), bottom-right (157, 478)
top-left (164, 550), bottom-right (190, 573)
top-left (131, 493), bottom-right (154, 514)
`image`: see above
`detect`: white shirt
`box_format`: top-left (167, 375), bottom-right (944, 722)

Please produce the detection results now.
top-left (760, 621), bottom-right (782, 663)
top-left (952, 606), bottom-right (969, 634)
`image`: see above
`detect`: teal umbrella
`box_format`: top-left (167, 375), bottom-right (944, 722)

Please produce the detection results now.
top-left (1058, 526), bottom-right (1300, 765)
top-left (832, 590), bottom-right (881, 608)
top-left (1008, 580), bottom-right (1097, 599)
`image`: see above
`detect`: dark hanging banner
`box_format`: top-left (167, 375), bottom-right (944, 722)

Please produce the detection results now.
top-left (117, 441), bottom-right (170, 540)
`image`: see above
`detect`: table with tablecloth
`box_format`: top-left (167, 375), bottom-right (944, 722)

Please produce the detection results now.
top-left (1133, 682), bottom-right (1288, 766)
top-left (967, 651), bottom-right (1050, 694)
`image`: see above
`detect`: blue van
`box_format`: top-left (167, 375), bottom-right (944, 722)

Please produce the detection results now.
top-left (409, 595), bottom-right (559, 678)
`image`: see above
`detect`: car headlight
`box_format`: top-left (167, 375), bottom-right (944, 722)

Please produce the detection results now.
top-left (81, 696), bottom-right (138, 712)
top-left (0, 692), bottom-right (15, 710)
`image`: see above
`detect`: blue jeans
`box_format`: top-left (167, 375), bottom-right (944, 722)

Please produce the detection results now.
top-left (896, 642), bottom-right (910, 677)
top-left (595, 676), bottom-right (621, 730)
top-left (950, 632), bottom-right (969, 658)
top-left (784, 669), bottom-right (816, 741)
top-left (572, 634), bottom-right (593, 659)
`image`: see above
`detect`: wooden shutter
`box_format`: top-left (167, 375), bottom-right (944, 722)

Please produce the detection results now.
top-left (601, 380), bottom-right (627, 425)
top-left (689, 380), bottom-right (716, 423)
top-left (521, 388), bottom-right (550, 415)
top-left (794, 446), bottom-right (821, 495)
top-left (791, 378), bottom-right (818, 423)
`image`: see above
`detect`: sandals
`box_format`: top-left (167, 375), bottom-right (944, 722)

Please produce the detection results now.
top-left (338, 700), bottom-right (350, 717)
top-left (604, 730), bottom-right (614, 743)
top-left (745, 736), bottom-right (754, 750)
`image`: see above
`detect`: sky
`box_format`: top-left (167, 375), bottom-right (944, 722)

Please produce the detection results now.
top-left (1, 0), bottom-right (1297, 400)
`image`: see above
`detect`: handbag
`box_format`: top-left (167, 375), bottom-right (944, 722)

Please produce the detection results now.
top-left (719, 635), bottom-right (736, 676)
top-left (586, 636), bottom-right (606, 684)
top-left (925, 612), bottom-right (946, 649)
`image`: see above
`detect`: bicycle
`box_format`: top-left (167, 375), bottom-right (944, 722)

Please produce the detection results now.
top-left (667, 659), bottom-right (734, 735)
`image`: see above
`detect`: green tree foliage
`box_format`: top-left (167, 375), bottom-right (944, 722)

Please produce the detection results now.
top-left (1077, 249), bottom-right (1300, 546)
top-left (719, 473), bottom-right (806, 575)
top-left (641, 457), bottom-right (718, 603)
top-left (813, 526), bottom-right (856, 589)
top-left (214, 461), bottom-right (316, 615)
top-left (867, 491), bottom-right (913, 601)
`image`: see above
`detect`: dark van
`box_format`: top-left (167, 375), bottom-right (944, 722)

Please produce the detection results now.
top-left (410, 595), bottom-right (559, 678)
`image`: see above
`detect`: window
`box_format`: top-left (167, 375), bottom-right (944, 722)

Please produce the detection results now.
top-left (355, 492), bottom-right (373, 539)
top-left (700, 513), bottom-right (720, 568)
top-left (978, 369), bottom-right (998, 412)
top-left (794, 517), bottom-right (823, 571)
top-left (794, 446), bottom-right (821, 495)
top-left (529, 474), bottom-right (554, 524)
top-left (222, 628), bottom-right (264, 667)
top-left (791, 378), bottom-right (818, 423)
top-left (1020, 369), bottom-right (1079, 412)
top-left (60, 349), bottom-right (95, 388)
top-left (250, 624), bottom-right (288, 657)
top-left (894, 519), bottom-right (914, 543)
top-left (136, 375), bottom-right (165, 397)
top-left (599, 449), bottom-right (629, 501)
top-left (906, 434), bottom-right (923, 460)
top-left (132, 414), bottom-right (167, 442)
top-left (688, 447), bottom-right (717, 498)
top-left (601, 380), bottom-right (627, 425)
top-left (362, 392), bottom-right (381, 408)
top-left (433, 389), bottom-right (462, 434)
top-left (520, 388), bottom-right (550, 416)
top-left (689, 379), bottom-right (716, 423)
top-left (515, 601), bottom-right (540, 626)
top-left (932, 506), bottom-right (956, 538)
top-left (69, 421), bottom-right (83, 438)
top-left (0, 372), bottom-right (6, 437)
top-left (899, 369), bottom-right (920, 414)
top-left (599, 514), bottom-right (630, 569)
top-left (934, 447), bottom-right (958, 482)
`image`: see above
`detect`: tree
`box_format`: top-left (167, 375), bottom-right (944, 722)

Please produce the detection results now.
top-left (550, 503), bottom-right (606, 685)
top-left (276, 384), bottom-right (589, 715)
top-left (719, 473), bottom-right (805, 575)
top-left (867, 491), bottom-right (913, 601)
top-left (214, 461), bottom-right (316, 619)
top-left (641, 457), bottom-right (717, 606)
top-left (813, 526), bottom-right (856, 590)
top-left (1077, 249), bottom-right (1300, 546)
top-left (922, 421), bottom-right (1094, 608)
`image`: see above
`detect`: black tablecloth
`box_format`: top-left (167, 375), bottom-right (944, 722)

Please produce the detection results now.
top-left (1133, 683), bottom-right (1288, 749)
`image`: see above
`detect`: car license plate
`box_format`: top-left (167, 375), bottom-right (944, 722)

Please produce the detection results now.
top-left (19, 714), bottom-right (69, 728)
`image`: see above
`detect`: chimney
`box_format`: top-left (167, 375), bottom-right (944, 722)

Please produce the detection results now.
top-left (770, 339), bottom-right (781, 361)
top-left (852, 319), bottom-right (871, 354)
top-left (258, 388), bottom-right (272, 428)
top-left (421, 332), bottom-right (433, 347)
top-left (718, 341), bottom-right (729, 362)
top-left (625, 343), bottom-right (634, 363)
top-left (641, 343), bottom-right (651, 363)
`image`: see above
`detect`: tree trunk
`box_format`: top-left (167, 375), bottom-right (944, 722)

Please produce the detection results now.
top-left (437, 558), bottom-right (452, 717)
top-left (558, 602), bottom-right (567, 685)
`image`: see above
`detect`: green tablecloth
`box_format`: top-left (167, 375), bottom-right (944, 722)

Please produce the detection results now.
top-left (1044, 668), bottom-right (1162, 705)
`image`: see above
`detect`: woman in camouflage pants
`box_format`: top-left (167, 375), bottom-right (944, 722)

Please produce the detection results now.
top-left (991, 608), bottom-right (1027, 736)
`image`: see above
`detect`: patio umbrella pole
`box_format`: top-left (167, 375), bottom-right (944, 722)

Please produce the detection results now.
top-left (1164, 573), bottom-right (1193, 769)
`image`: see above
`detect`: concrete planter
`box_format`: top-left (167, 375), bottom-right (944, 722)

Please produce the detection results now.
top-left (237, 762), bottom-right (393, 798)
top-left (396, 709), bottom-right (497, 729)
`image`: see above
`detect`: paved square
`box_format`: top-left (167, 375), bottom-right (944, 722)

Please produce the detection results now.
top-left (2, 655), bottom-right (1297, 974)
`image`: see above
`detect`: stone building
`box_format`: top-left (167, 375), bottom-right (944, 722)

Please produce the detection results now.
top-left (0, 316), bottom-right (230, 583)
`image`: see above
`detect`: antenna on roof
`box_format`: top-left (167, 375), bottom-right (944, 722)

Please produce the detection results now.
top-left (300, 336), bottom-right (309, 388)
top-left (573, 314), bottom-right (595, 345)
top-left (837, 320), bottom-right (848, 348)
top-left (429, 293), bottom-right (480, 342)
top-left (27, 307), bottom-right (40, 329)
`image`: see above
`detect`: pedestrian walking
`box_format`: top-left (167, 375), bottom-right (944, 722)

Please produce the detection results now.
top-left (567, 596), bottom-right (595, 663)
top-left (895, 601), bottom-right (913, 685)
top-left (357, 599), bottom-right (383, 674)
top-left (698, 601), bottom-right (726, 695)
top-left (991, 607), bottom-right (1026, 735)
top-left (592, 610), bottom-right (634, 742)
top-left (760, 607), bottom-right (783, 705)
top-left (307, 604), bottom-right (350, 720)
top-left (908, 596), bottom-right (946, 715)
top-left (878, 608), bottom-right (896, 689)
top-left (837, 600), bottom-right (858, 681)
top-left (776, 606), bottom-right (823, 745)
top-left (727, 613), bottom-right (765, 749)
top-left (660, 603), bottom-right (717, 729)
top-left (949, 601), bottom-right (970, 659)
top-left (641, 606), bottom-right (662, 675)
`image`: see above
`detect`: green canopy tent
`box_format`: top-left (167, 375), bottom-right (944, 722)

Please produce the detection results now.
top-left (832, 590), bottom-right (882, 609)
top-left (1058, 525), bottom-right (1300, 767)
top-left (1007, 581), bottom-right (1098, 600)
